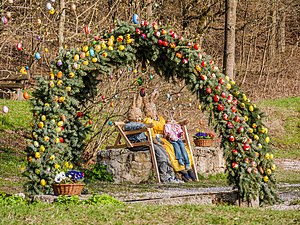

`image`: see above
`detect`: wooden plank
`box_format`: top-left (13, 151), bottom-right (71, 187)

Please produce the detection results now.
top-left (183, 125), bottom-right (199, 181)
top-left (123, 128), bottom-right (148, 135)
top-left (147, 127), bottom-right (161, 183)
top-left (106, 144), bottom-right (127, 149)
top-left (0, 75), bottom-right (28, 81)
top-left (115, 124), bottom-right (134, 148)
top-left (0, 83), bottom-right (23, 89)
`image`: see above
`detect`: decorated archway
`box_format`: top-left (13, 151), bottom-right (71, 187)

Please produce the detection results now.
top-left (25, 16), bottom-right (277, 204)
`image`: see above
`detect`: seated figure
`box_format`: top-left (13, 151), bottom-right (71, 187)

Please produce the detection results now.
top-left (142, 90), bottom-right (196, 182)
top-left (123, 93), bottom-right (182, 183)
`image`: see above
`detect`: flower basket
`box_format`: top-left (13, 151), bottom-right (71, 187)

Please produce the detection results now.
top-left (194, 139), bottom-right (213, 147)
top-left (52, 183), bottom-right (84, 196)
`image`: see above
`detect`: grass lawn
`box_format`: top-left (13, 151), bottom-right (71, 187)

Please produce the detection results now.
top-left (0, 97), bottom-right (299, 225)
top-left (0, 203), bottom-right (299, 225)
top-left (258, 96), bottom-right (300, 159)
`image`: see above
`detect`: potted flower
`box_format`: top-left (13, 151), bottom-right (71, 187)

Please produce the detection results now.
top-left (52, 170), bottom-right (85, 196)
top-left (193, 132), bottom-right (214, 147)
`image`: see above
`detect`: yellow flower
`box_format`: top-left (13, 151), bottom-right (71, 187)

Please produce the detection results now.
top-left (54, 164), bottom-right (60, 169)
top-left (244, 116), bottom-right (248, 121)
top-left (64, 162), bottom-right (69, 168)
top-left (50, 155), bottom-right (55, 160)
top-left (263, 176), bottom-right (269, 182)
top-left (69, 164), bottom-right (73, 169)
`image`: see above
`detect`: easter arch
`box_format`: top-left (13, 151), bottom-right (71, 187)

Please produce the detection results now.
top-left (25, 18), bottom-right (277, 205)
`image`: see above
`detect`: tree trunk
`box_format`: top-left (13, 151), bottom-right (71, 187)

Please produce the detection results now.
top-left (223, 0), bottom-right (237, 79)
top-left (269, 0), bottom-right (277, 58)
top-left (146, 0), bottom-right (152, 20)
top-left (58, 0), bottom-right (65, 49)
top-left (278, 3), bottom-right (286, 53)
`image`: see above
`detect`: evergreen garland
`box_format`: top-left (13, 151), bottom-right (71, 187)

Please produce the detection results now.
top-left (24, 18), bottom-right (278, 205)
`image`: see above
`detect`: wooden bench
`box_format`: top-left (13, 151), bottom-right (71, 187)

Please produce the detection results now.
top-left (0, 74), bottom-right (29, 99)
top-left (106, 122), bottom-right (160, 182)
top-left (106, 121), bottom-right (199, 183)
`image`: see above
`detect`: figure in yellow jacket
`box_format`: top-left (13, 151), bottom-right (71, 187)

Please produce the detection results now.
top-left (142, 90), bottom-right (196, 181)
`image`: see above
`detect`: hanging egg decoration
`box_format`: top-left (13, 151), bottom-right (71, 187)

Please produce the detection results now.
top-left (25, 66), bottom-right (29, 70)
top-left (89, 48), bottom-right (95, 57)
top-left (140, 88), bottom-right (146, 97)
top-left (2, 106), bottom-right (9, 114)
top-left (108, 121), bottom-right (113, 126)
top-left (1, 16), bottom-right (8, 25)
top-left (149, 74), bottom-right (153, 80)
top-left (46, 2), bottom-right (52, 10)
top-left (49, 7), bottom-right (55, 15)
top-left (84, 25), bottom-right (91, 35)
top-left (16, 42), bottom-right (22, 51)
top-left (137, 77), bottom-right (143, 86)
top-left (35, 52), bottom-right (41, 60)
top-left (71, 3), bottom-right (76, 11)
top-left (23, 92), bottom-right (30, 100)
top-left (57, 60), bottom-right (62, 66)
top-left (132, 14), bottom-right (139, 24)
top-left (6, 12), bottom-right (12, 19)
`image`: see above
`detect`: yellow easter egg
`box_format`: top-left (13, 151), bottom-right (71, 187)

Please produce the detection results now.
top-left (249, 105), bottom-right (254, 112)
top-left (82, 45), bottom-right (89, 52)
top-left (265, 153), bottom-right (270, 160)
top-left (95, 45), bottom-right (101, 52)
top-left (40, 179), bottom-right (46, 186)
top-left (263, 176), bottom-right (269, 182)
top-left (40, 145), bottom-right (45, 152)
top-left (74, 54), bottom-right (79, 61)
top-left (35, 152), bottom-right (41, 159)
top-left (92, 57), bottom-right (98, 63)
top-left (271, 164), bottom-right (276, 171)
top-left (265, 137), bottom-right (270, 143)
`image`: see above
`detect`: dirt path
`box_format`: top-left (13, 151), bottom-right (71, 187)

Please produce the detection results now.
top-left (275, 159), bottom-right (300, 171)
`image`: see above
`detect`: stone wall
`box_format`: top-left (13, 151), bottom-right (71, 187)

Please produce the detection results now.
top-left (97, 147), bottom-right (225, 183)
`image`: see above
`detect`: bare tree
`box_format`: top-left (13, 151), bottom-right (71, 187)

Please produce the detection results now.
top-left (223, 0), bottom-right (237, 79)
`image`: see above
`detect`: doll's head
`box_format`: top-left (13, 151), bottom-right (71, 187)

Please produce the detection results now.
top-left (143, 89), bottom-right (159, 119)
top-left (127, 93), bottom-right (143, 122)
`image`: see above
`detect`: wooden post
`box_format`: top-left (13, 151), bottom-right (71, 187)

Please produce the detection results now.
top-left (183, 126), bottom-right (199, 181)
top-left (147, 128), bottom-right (161, 183)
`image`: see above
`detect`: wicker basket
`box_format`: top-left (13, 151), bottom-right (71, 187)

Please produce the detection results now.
top-left (52, 183), bottom-right (84, 196)
top-left (193, 139), bottom-right (213, 147)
